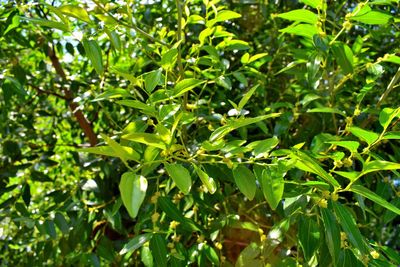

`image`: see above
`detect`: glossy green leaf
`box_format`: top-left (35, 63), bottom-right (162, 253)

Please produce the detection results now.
top-left (207, 10), bottom-right (241, 27)
top-left (361, 160), bottom-right (400, 175)
top-left (144, 69), bottom-right (162, 93)
top-left (193, 165), bottom-right (217, 194)
top-left (82, 38), bottom-right (103, 74)
top-left (165, 163), bottom-right (192, 194)
top-left (279, 24), bottom-right (318, 39)
top-left (300, 0), bottom-right (325, 9)
top-left (260, 167), bottom-right (284, 210)
top-left (277, 9), bottom-right (318, 24)
top-left (331, 42), bottom-right (354, 74)
top-left (116, 100), bottom-right (156, 114)
top-left (105, 29), bottom-right (122, 51)
top-left (320, 208), bottom-right (341, 266)
top-left (58, 5), bottom-right (91, 23)
top-left (120, 233), bottom-right (153, 254)
top-left (173, 78), bottom-right (205, 97)
top-left (333, 202), bottom-right (368, 254)
top-left (348, 126), bottom-right (379, 146)
top-left (250, 136), bottom-right (279, 158)
top-left (78, 145), bottom-right (140, 162)
top-left (298, 217), bottom-right (320, 260)
top-left (161, 48), bottom-right (178, 69)
top-left (351, 10), bottom-right (392, 25)
top-left (333, 171), bottom-right (360, 181)
top-left (328, 141), bottom-right (360, 152)
top-left (100, 134), bottom-right (141, 164)
top-left (238, 84), bottom-right (259, 111)
top-left (291, 150), bottom-right (340, 187)
top-left (141, 246), bottom-right (154, 267)
top-left (307, 107), bottom-right (346, 116)
top-left (119, 172), bottom-right (148, 219)
top-left (232, 165), bottom-right (257, 200)
top-left (383, 198), bottom-right (400, 224)
top-left (150, 234), bottom-right (167, 267)
top-left (23, 17), bottom-right (69, 32)
top-left (209, 113), bottom-right (280, 142)
top-left (122, 133), bottom-right (166, 149)
top-left (379, 107), bottom-right (400, 130)
top-left (350, 184), bottom-right (400, 215)
top-left (382, 55), bottom-right (400, 65)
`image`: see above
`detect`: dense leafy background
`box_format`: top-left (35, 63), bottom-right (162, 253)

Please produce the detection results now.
top-left (1, 0), bottom-right (400, 266)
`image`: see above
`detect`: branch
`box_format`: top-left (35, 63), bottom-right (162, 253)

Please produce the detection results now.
top-left (47, 44), bottom-right (98, 146)
top-left (28, 83), bottom-right (69, 100)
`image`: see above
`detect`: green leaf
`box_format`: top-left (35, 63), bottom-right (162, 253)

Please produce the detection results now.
top-left (207, 10), bottom-right (241, 27)
top-left (150, 234), bottom-right (168, 267)
top-left (161, 48), bottom-right (178, 69)
top-left (333, 171), bottom-right (360, 181)
top-left (327, 141), bottom-right (360, 152)
top-left (291, 150), bottom-right (340, 187)
top-left (350, 184), bottom-right (400, 215)
top-left (331, 42), bottom-right (354, 74)
top-left (298, 217), bottom-right (320, 261)
top-left (307, 107), bottom-right (347, 117)
top-left (141, 246), bottom-right (154, 267)
top-left (82, 38), bottom-right (103, 74)
top-left (3, 14), bottom-right (20, 36)
top-left (93, 89), bottom-right (131, 101)
top-left (209, 114), bottom-right (280, 142)
top-left (300, 0), bottom-right (325, 9)
top-left (238, 84), bottom-right (259, 111)
top-left (121, 133), bottom-right (166, 149)
top-left (58, 5), bottom-right (91, 23)
top-left (277, 9), bottom-right (318, 24)
top-left (100, 134), bottom-right (141, 164)
top-left (320, 208), bottom-right (341, 266)
top-left (193, 165), bottom-right (217, 194)
top-left (173, 78), bottom-right (205, 97)
top-left (120, 233), bottom-right (153, 254)
top-left (78, 145), bottom-right (140, 162)
top-left (144, 69), bottom-right (162, 93)
top-left (54, 212), bottom-right (69, 234)
top-left (116, 100), bottom-right (156, 114)
top-left (279, 24), bottom-right (318, 39)
top-left (119, 172), bottom-right (148, 219)
top-left (361, 160), bottom-right (400, 175)
top-left (105, 29), bottom-right (122, 51)
top-left (333, 202), bottom-right (368, 254)
top-left (23, 17), bottom-right (69, 32)
top-left (382, 54), bottom-right (400, 65)
top-left (158, 197), bottom-right (201, 231)
top-left (379, 107), bottom-right (400, 130)
top-left (351, 10), bottom-right (392, 25)
top-left (164, 163), bottom-right (192, 194)
top-left (348, 126), bottom-right (379, 146)
top-left (260, 167), bottom-right (284, 210)
top-left (232, 166), bottom-right (257, 200)
top-left (250, 136), bottom-right (279, 159)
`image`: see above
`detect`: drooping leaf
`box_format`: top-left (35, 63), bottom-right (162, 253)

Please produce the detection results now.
top-left (333, 202), bottom-right (368, 254)
top-left (327, 141), bottom-right (360, 152)
top-left (193, 165), bottom-right (217, 194)
top-left (150, 234), bottom-right (168, 267)
top-left (350, 184), bottom-right (400, 215)
top-left (82, 38), bottom-right (103, 74)
top-left (23, 17), bottom-right (69, 32)
top-left (298, 217), bottom-right (320, 261)
top-left (361, 160), bottom-right (400, 176)
top-left (144, 69), bottom-right (162, 93)
top-left (238, 84), bottom-right (259, 111)
top-left (120, 233), bottom-right (153, 254)
top-left (119, 172), bottom-right (148, 219)
top-left (78, 145), bottom-right (140, 162)
top-left (331, 42), bottom-right (354, 74)
top-left (116, 100), bottom-right (156, 114)
top-left (260, 167), bottom-right (284, 210)
top-left (379, 107), bottom-right (400, 130)
top-left (164, 163), bottom-right (192, 194)
top-left (320, 208), bottom-right (341, 266)
top-left (232, 165), bottom-right (257, 200)
top-left (277, 9), bottom-right (318, 24)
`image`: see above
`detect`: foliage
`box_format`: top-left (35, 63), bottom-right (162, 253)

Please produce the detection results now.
top-left (1, 0), bottom-right (400, 266)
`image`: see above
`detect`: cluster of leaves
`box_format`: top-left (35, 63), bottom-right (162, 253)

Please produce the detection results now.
top-left (1, 0), bottom-right (400, 266)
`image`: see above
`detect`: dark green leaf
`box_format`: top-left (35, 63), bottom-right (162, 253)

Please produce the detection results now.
top-left (150, 234), bottom-right (168, 267)
top-left (82, 38), bottom-right (103, 74)
top-left (120, 233), bottom-right (153, 254)
top-left (165, 163), bottom-right (192, 195)
top-left (298, 217), bottom-right (320, 260)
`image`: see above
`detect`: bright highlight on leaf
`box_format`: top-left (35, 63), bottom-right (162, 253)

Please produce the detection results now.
top-left (119, 172), bottom-right (148, 219)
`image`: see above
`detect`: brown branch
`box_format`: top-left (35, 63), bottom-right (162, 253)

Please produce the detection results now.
top-left (47, 44), bottom-right (98, 146)
top-left (28, 83), bottom-right (68, 100)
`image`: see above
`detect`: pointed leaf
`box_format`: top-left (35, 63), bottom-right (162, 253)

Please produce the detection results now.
top-left (119, 172), bottom-right (148, 219)
top-left (277, 9), bottom-right (318, 24)
top-left (238, 84), bottom-right (259, 111)
top-left (351, 10), bottom-right (392, 25)
top-left (59, 5), bottom-right (91, 23)
top-left (82, 38), bottom-right (103, 74)
top-left (298, 217), bottom-right (320, 260)
top-left (150, 234), bottom-right (168, 267)
top-left (116, 100), bottom-right (156, 114)
top-left (23, 17), bottom-right (69, 32)
top-left (120, 233), bottom-right (153, 254)
top-left (327, 141), bottom-right (360, 152)
top-left (331, 42), bottom-right (354, 74)
top-left (144, 69), bottom-right (162, 93)
top-left (350, 184), bottom-right (400, 215)
top-left (260, 167), bottom-right (284, 210)
top-left (121, 133), bottom-right (166, 149)
top-left (362, 160), bottom-right (400, 176)
top-left (165, 163), bottom-right (192, 194)
top-left (173, 78), bottom-right (205, 97)
top-left (320, 208), bottom-right (341, 266)
top-left (279, 24), bottom-right (318, 39)
top-left (78, 145), bottom-right (140, 162)
top-left (333, 202), bottom-right (368, 254)
top-left (193, 165), bottom-right (217, 194)
top-left (348, 126), bottom-right (379, 146)
top-left (379, 107), bottom-right (400, 130)
top-left (233, 166), bottom-right (257, 200)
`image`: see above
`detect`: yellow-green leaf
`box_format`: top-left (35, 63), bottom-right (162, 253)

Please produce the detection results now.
top-left (58, 5), bottom-right (91, 23)
top-left (119, 172), bottom-right (148, 219)
top-left (121, 133), bottom-right (166, 149)
top-left (165, 163), bottom-right (192, 194)
top-left (233, 166), bottom-right (257, 200)
top-left (277, 9), bottom-right (318, 24)
top-left (82, 38), bottom-right (103, 74)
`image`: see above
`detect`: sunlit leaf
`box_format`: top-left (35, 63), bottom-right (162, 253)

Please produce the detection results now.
top-left (260, 167), bottom-right (284, 210)
top-left (119, 172), bottom-right (148, 219)
top-left (348, 126), bottom-right (379, 146)
top-left (59, 5), bottom-right (91, 23)
top-left (82, 38), bottom-right (103, 74)
top-left (165, 163), bottom-right (192, 194)
top-left (120, 233), bottom-right (153, 254)
top-left (233, 165), bottom-right (257, 200)
top-left (277, 9), bottom-right (318, 24)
